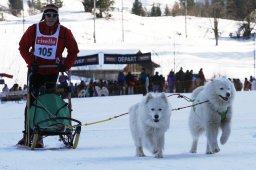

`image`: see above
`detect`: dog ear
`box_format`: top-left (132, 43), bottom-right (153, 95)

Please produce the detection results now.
top-left (145, 93), bottom-right (153, 103)
top-left (160, 92), bottom-right (168, 103)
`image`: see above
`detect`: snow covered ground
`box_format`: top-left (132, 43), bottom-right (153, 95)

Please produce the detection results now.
top-left (0, 92), bottom-right (256, 170)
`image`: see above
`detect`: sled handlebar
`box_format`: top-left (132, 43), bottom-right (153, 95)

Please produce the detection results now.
top-left (38, 65), bottom-right (58, 68)
top-left (38, 65), bottom-right (70, 73)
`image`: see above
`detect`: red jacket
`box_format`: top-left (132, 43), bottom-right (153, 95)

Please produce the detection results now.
top-left (19, 21), bottom-right (79, 75)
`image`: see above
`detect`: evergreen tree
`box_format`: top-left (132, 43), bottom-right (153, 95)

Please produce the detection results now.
top-left (196, 0), bottom-right (211, 17)
top-left (150, 3), bottom-right (161, 16)
top-left (82, 0), bottom-right (93, 12)
top-left (27, 0), bottom-right (42, 14)
top-left (239, 0), bottom-right (256, 38)
top-left (45, 0), bottom-right (63, 7)
top-left (156, 4), bottom-right (161, 16)
top-left (226, 0), bottom-right (236, 19)
top-left (97, 0), bottom-right (114, 18)
top-left (55, 0), bottom-right (63, 7)
top-left (211, 0), bottom-right (225, 18)
top-left (150, 3), bottom-right (156, 16)
top-left (9, 0), bottom-right (23, 16)
top-left (164, 5), bottom-right (171, 16)
top-left (82, 0), bottom-right (114, 18)
top-left (131, 0), bottom-right (144, 16)
top-left (203, 0), bottom-right (211, 17)
top-left (179, 0), bottom-right (195, 14)
top-left (46, 0), bottom-right (53, 3)
top-left (240, 0), bottom-right (256, 20)
top-left (27, 0), bottom-right (42, 10)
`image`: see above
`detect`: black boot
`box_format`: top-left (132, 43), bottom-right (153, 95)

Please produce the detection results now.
top-left (35, 136), bottom-right (44, 148)
top-left (17, 136), bottom-right (25, 145)
top-left (17, 130), bottom-right (30, 146)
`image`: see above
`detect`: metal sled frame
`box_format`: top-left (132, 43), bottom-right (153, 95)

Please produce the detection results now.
top-left (31, 117), bottom-right (81, 149)
top-left (24, 65), bottom-right (81, 150)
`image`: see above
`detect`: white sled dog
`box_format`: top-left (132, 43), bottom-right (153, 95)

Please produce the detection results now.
top-left (189, 77), bottom-right (235, 154)
top-left (129, 92), bottom-right (172, 158)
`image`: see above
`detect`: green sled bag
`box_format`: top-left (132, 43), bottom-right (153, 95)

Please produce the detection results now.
top-left (29, 94), bottom-right (71, 133)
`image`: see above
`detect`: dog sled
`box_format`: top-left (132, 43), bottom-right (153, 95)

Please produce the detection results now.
top-left (24, 66), bottom-right (81, 150)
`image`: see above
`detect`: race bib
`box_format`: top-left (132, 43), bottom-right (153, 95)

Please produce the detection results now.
top-left (34, 24), bottom-right (60, 60)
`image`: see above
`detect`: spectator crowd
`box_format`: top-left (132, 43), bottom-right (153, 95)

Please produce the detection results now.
top-left (2, 68), bottom-right (256, 100)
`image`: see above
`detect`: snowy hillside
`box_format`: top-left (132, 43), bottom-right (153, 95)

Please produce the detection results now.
top-left (0, 0), bottom-right (255, 87)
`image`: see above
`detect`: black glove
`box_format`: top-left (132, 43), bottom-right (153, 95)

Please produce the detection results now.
top-left (58, 64), bottom-right (67, 72)
top-left (30, 62), bottom-right (39, 73)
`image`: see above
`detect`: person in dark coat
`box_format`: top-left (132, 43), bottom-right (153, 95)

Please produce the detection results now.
top-left (125, 72), bottom-right (135, 94)
top-left (118, 71), bottom-right (126, 95)
top-left (198, 68), bottom-right (206, 86)
top-left (175, 67), bottom-right (185, 93)
top-left (139, 68), bottom-right (147, 95)
top-left (167, 71), bottom-right (175, 93)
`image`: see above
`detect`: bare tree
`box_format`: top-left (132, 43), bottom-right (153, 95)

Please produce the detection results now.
top-left (211, 0), bottom-right (224, 46)
top-left (171, 1), bottom-right (183, 16)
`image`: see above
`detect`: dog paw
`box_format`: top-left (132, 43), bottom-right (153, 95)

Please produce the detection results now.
top-left (153, 150), bottom-right (163, 158)
top-left (220, 135), bottom-right (228, 145)
top-left (155, 153), bottom-right (163, 158)
top-left (206, 151), bottom-right (214, 154)
top-left (206, 148), bottom-right (220, 154)
top-left (190, 149), bottom-right (197, 153)
top-left (214, 148), bottom-right (220, 153)
top-left (136, 147), bottom-right (145, 157)
top-left (136, 152), bottom-right (146, 157)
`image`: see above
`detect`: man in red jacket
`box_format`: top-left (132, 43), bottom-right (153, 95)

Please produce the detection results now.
top-left (17, 4), bottom-right (79, 148)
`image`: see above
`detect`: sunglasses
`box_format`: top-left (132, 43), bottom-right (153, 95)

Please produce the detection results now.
top-left (44, 13), bottom-right (58, 18)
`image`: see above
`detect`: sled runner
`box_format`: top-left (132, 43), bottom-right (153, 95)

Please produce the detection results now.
top-left (24, 66), bottom-right (81, 150)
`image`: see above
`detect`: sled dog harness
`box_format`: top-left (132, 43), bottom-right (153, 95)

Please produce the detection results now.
top-left (218, 109), bottom-right (228, 121)
top-left (192, 100), bottom-right (228, 122)
top-left (34, 23), bottom-right (60, 60)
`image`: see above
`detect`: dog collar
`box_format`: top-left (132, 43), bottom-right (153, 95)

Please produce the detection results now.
top-left (193, 100), bottom-right (228, 122)
top-left (218, 109), bottom-right (228, 121)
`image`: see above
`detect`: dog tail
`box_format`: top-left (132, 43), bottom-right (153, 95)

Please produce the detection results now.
top-left (191, 86), bottom-right (204, 100)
